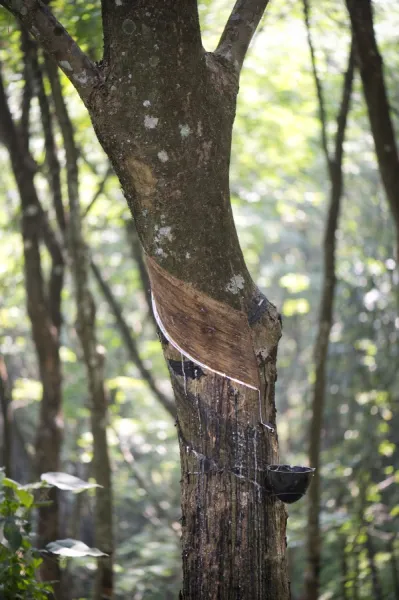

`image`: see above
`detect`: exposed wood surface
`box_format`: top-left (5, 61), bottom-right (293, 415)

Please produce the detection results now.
top-left (147, 255), bottom-right (260, 391)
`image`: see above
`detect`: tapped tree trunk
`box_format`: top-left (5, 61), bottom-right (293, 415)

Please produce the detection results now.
top-left (1, 0), bottom-right (291, 596)
top-left (94, 6), bottom-right (289, 596)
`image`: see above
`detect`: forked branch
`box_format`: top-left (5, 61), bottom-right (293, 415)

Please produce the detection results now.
top-left (216, 0), bottom-right (271, 71)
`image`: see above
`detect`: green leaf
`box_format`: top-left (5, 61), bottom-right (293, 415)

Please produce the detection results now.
top-left (15, 488), bottom-right (34, 508)
top-left (2, 478), bottom-right (19, 491)
top-left (41, 472), bottom-right (102, 492)
top-left (46, 539), bottom-right (107, 557)
top-left (3, 517), bottom-right (22, 552)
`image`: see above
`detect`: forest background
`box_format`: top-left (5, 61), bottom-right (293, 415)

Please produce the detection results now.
top-left (0, 0), bottom-right (398, 599)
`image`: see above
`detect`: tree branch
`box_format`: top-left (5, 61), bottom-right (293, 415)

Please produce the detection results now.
top-left (334, 40), bottom-right (355, 170)
top-left (32, 46), bottom-right (67, 233)
top-left (345, 0), bottom-right (399, 262)
top-left (216, 0), bottom-right (271, 71)
top-left (302, 0), bottom-right (330, 168)
top-left (82, 165), bottom-right (113, 219)
top-left (19, 29), bottom-right (35, 154)
top-left (0, 0), bottom-right (101, 105)
top-left (0, 60), bottom-right (64, 330)
top-left (324, 41), bottom-right (354, 252)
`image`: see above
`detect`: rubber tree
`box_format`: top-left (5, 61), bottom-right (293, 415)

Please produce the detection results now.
top-left (0, 1), bottom-right (291, 596)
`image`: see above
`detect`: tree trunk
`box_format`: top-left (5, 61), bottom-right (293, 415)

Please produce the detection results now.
top-left (1, 0), bottom-right (291, 596)
top-left (346, 0), bottom-right (399, 264)
top-left (45, 58), bottom-right (114, 600)
top-left (0, 57), bottom-right (64, 596)
top-left (91, 7), bottom-right (289, 596)
top-left (0, 356), bottom-right (12, 478)
top-left (302, 4), bottom-right (354, 596)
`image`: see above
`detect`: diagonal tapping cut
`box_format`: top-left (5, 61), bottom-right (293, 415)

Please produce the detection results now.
top-left (147, 254), bottom-right (261, 391)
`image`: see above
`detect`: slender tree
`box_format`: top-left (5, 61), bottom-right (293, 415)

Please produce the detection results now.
top-left (0, 55), bottom-right (64, 596)
top-left (346, 0), bottom-right (399, 264)
top-left (302, 2), bottom-right (355, 598)
top-left (0, 355), bottom-right (12, 478)
top-left (0, 1), bottom-right (291, 596)
top-left (44, 58), bottom-right (114, 599)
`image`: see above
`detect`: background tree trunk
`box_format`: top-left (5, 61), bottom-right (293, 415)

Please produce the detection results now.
top-left (45, 59), bottom-right (114, 600)
top-left (0, 56), bottom-right (64, 596)
top-left (346, 0), bottom-right (399, 264)
top-left (0, 355), bottom-right (12, 478)
top-left (92, 4), bottom-right (289, 596)
top-left (302, 3), bottom-right (355, 597)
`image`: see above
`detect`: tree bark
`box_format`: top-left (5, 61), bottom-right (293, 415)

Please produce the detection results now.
top-left (1, 1), bottom-right (291, 597)
top-left (302, 3), bottom-right (355, 598)
top-left (97, 10), bottom-right (288, 596)
top-left (346, 0), bottom-right (399, 264)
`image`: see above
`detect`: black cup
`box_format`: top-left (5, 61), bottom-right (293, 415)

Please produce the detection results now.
top-left (265, 464), bottom-right (315, 504)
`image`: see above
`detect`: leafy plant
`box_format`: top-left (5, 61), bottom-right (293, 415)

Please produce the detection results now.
top-left (0, 469), bottom-right (52, 600)
top-left (0, 469), bottom-right (107, 599)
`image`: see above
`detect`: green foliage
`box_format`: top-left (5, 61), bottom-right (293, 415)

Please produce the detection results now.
top-left (0, 470), bottom-right (110, 598)
top-left (0, 470), bottom-right (52, 600)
